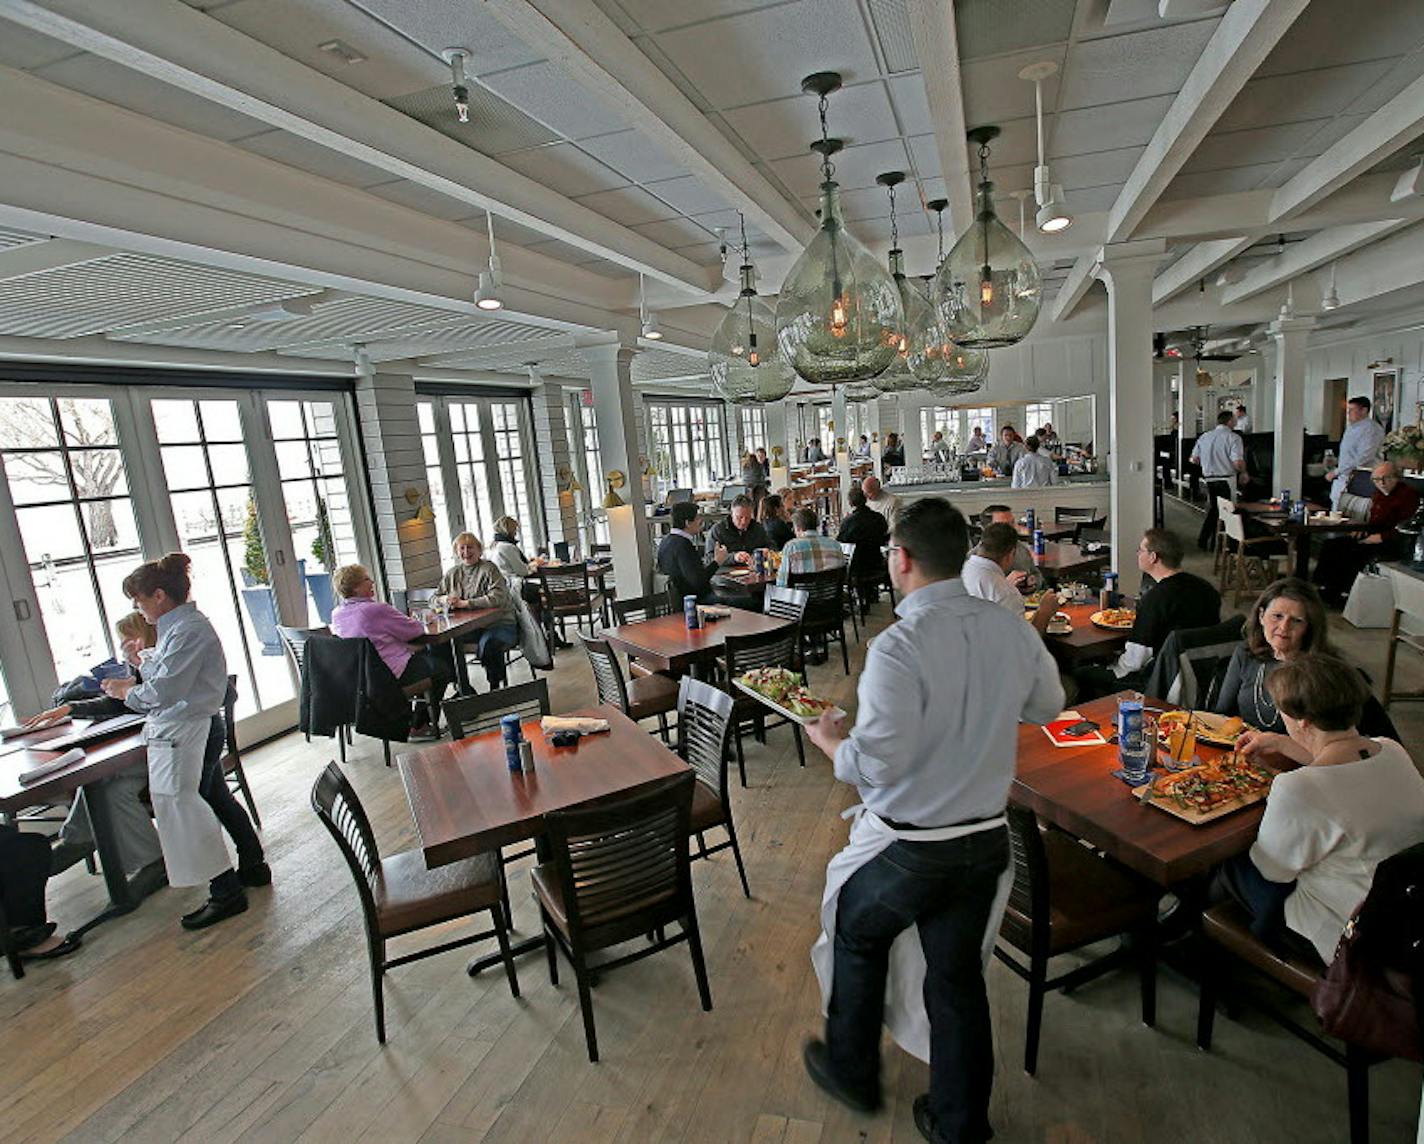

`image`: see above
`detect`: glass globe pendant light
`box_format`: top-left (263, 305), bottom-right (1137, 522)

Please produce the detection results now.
top-left (709, 214), bottom-right (795, 403)
top-left (868, 172), bottom-right (928, 395)
top-left (932, 126), bottom-right (1043, 348)
top-left (775, 72), bottom-right (902, 386)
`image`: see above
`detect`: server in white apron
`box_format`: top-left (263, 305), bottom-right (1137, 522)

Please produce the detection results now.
top-left (803, 498), bottom-right (1064, 1144)
top-left (101, 553), bottom-right (245, 931)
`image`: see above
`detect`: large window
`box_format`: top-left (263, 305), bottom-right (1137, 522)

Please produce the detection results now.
top-left (449, 402), bottom-right (496, 542)
top-left (738, 406), bottom-right (766, 454)
top-left (647, 401), bottom-right (727, 489)
top-left (491, 401), bottom-right (532, 528)
top-left (424, 394), bottom-right (541, 547)
top-left (567, 392), bottom-right (606, 546)
top-left (1024, 402), bottom-right (1054, 435)
top-left (417, 402), bottom-right (453, 557)
top-left (0, 396), bottom-right (139, 682)
top-left (961, 406), bottom-right (995, 443)
top-left (920, 407), bottom-right (959, 453)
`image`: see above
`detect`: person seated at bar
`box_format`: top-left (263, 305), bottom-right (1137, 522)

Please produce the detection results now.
top-left (1037, 423), bottom-right (1060, 453)
top-left (1210, 578), bottom-right (1397, 737)
top-left (1074, 528), bottom-right (1220, 700)
top-left (488, 515), bottom-right (568, 649)
top-left (988, 425), bottom-right (1025, 477)
top-left (806, 438), bottom-right (828, 463)
top-left (437, 534), bottom-right (521, 690)
top-left (838, 487), bottom-right (890, 612)
top-left (657, 501), bottom-right (728, 604)
top-left (928, 431), bottom-right (953, 463)
top-left (1214, 654), bottom-right (1424, 961)
top-left (740, 451), bottom-right (768, 510)
top-left (706, 494), bottom-right (769, 562)
top-left (963, 524), bottom-right (1058, 633)
top-left (1312, 462), bottom-right (1420, 607)
top-left (331, 563), bottom-right (455, 736)
top-left (861, 475), bottom-right (900, 529)
top-left (2, 824), bottom-right (81, 961)
top-left (760, 493), bottom-right (795, 551)
top-left (1011, 435), bottom-right (1059, 488)
top-left (853, 434), bottom-right (871, 458)
top-left (966, 426), bottom-right (988, 455)
top-left (777, 508), bottom-right (845, 587)
top-left (980, 504), bottom-right (1041, 591)
top-left (881, 433), bottom-right (905, 468)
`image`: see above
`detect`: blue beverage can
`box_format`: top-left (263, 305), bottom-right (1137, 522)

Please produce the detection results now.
top-left (684, 594), bottom-right (702, 630)
top-left (1280, 488), bottom-right (1291, 512)
top-left (1105, 571), bottom-right (1119, 608)
top-left (501, 714), bottom-right (523, 771)
top-left (1033, 528), bottom-right (1045, 556)
top-left (754, 548), bottom-right (766, 577)
top-left (1293, 500), bottom-right (1308, 524)
top-left (1025, 508), bottom-right (1036, 533)
top-left (1117, 698), bottom-right (1149, 780)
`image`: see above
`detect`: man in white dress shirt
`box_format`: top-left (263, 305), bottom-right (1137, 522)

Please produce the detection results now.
top-left (963, 524), bottom-right (1056, 631)
top-left (802, 498), bottom-right (1064, 1144)
top-left (1327, 395), bottom-right (1386, 516)
top-left (987, 426), bottom-right (1025, 477)
top-left (1233, 404), bottom-right (1251, 434)
top-left (1011, 435), bottom-right (1059, 488)
top-left (1190, 409), bottom-right (1246, 550)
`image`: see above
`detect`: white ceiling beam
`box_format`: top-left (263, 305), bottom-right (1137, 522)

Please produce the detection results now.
top-left (1307, 222), bottom-right (1424, 313)
top-left (482, 0), bottom-right (813, 254)
top-left (0, 0), bottom-right (719, 296)
top-left (1106, 0), bottom-right (1309, 245)
top-left (1050, 253), bottom-right (1101, 322)
top-left (1221, 219), bottom-right (1413, 305)
top-left (907, 0), bottom-right (975, 236)
top-left (1270, 73), bottom-right (1424, 223)
top-left (1152, 237), bottom-right (1255, 305)
top-left (0, 237), bottom-right (114, 280)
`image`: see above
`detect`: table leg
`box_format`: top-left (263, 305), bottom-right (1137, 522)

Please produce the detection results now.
top-left (1292, 532), bottom-right (1310, 579)
top-left (450, 639), bottom-right (474, 697)
top-left (69, 780), bottom-right (141, 938)
top-left (468, 837), bottom-right (549, 976)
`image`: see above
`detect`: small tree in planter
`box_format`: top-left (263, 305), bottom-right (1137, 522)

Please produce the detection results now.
top-left (238, 498), bottom-right (282, 653)
top-left (242, 498), bottom-right (269, 586)
top-left (306, 494), bottom-right (339, 623)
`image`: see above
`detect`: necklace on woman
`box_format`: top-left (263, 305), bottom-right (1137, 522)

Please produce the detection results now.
top-left (1252, 660), bottom-right (1278, 726)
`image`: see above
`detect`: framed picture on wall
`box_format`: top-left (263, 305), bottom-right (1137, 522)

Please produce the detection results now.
top-left (1372, 368), bottom-right (1399, 432)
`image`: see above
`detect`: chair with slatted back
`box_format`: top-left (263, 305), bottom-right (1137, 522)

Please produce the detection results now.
top-left (993, 803), bottom-right (1160, 1075)
top-left (218, 675), bottom-right (261, 828)
top-left (675, 677), bottom-right (748, 898)
top-left (612, 594), bottom-right (674, 679)
top-left (721, 625), bottom-right (806, 787)
top-left (577, 633), bottom-right (678, 741)
top-left (538, 565), bottom-right (603, 641)
top-left (311, 762), bottom-right (519, 1044)
top-left (763, 585), bottom-right (808, 625)
top-left (279, 625), bottom-right (331, 744)
top-left (1054, 506), bottom-right (1098, 523)
top-left (787, 565), bottom-right (851, 674)
top-left (531, 770), bottom-right (710, 1062)
top-left (1071, 517), bottom-right (1107, 545)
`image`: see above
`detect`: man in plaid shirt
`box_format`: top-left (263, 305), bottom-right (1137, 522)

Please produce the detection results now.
top-left (777, 507), bottom-right (846, 586)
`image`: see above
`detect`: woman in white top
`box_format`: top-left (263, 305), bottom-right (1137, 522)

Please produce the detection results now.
top-left (1219, 653), bottom-right (1424, 962)
top-left (487, 516), bottom-right (567, 649)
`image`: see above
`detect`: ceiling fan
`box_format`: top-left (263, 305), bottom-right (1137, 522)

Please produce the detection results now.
top-left (1155, 326), bottom-right (1241, 363)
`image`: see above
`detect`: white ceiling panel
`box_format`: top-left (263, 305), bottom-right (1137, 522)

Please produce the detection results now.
top-left (973, 117), bottom-right (1040, 171)
top-left (0, 228), bottom-right (47, 251)
top-left (479, 61), bottom-right (630, 141)
top-left (630, 346), bottom-right (708, 380)
top-left (1215, 61), bottom-right (1397, 133)
top-left (643, 175), bottom-right (732, 217)
top-left (850, 213), bottom-right (930, 243)
top-left (960, 47), bottom-right (1067, 126)
top-left (209, 0), bottom-right (446, 100)
top-left (571, 185), bottom-right (681, 226)
top-left (654, 0), bottom-right (881, 110)
top-left (347, 0), bottom-right (544, 78)
top-left (1057, 182), bottom-right (1122, 214)
top-left (1050, 146), bottom-right (1146, 190)
top-left (721, 80), bottom-right (899, 161)
top-left (1255, 0), bottom-right (1424, 78)
top-left (499, 142), bottom-right (631, 197)
top-left (603, 0), bottom-right (774, 35)
top-left (235, 129), bottom-right (396, 187)
top-left (283, 316), bottom-right (565, 362)
top-left (1346, 55), bottom-right (1424, 117)
top-left (576, 130), bottom-right (691, 184)
top-left (955, 0), bottom-right (1078, 61)
top-left (671, 240), bottom-right (726, 264)
top-left (1057, 21), bottom-right (1218, 111)
top-left (1180, 119), bottom-right (1345, 176)
top-left (771, 138), bottom-right (914, 197)
top-left (462, 215), bottom-right (555, 248)
top-left (0, 21), bottom-right (81, 70)
top-left (629, 216), bottom-right (720, 248)
top-left (384, 84), bottom-right (560, 155)
top-left (363, 180), bottom-right (479, 221)
top-left (885, 73), bottom-right (934, 137)
top-left (1049, 93), bottom-right (1175, 157)
top-left (905, 134), bottom-right (942, 180)
top-left (526, 237), bottom-right (605, 265)
top-left (1160, 156), bottom-right (1312, 201)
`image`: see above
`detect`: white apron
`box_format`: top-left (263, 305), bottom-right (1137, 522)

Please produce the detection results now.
top-left (144, 715), bottom-right (231, 887)
top-left (810, 805), bottom-right (1013, 1063)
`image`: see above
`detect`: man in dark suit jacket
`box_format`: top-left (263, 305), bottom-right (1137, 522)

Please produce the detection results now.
top-left (657, 501), bottom-right (726, 604)
top-left (837, 487), bottom-right (890, 614)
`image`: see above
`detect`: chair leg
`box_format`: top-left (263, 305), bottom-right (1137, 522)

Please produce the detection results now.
top-left (338, 727), bottom-right (346, 763)
top-left (233, 763), bottom-right (262, 829)
top-left (657, 711), bottom-right (670, 744)
top-left (684, 910), bottom-right (713, 1012)
top-left (1346, 1044), bottom-right (1371, 1144)
top-left (571, 949), bottom-right (600, 1063)
top-left (1136, 925), bottom-right (1156, 1028)
top-left (792, 724), bottom-right (806, 768)
top-left (733, 724), bottom-right (747, 789)
top-left (492, 908), bottom-right (520, 1000)
top-left (726, 820), bottom-right (751, 899)
top-left (1024, 951), bottom-right (1046, 1076)
top-left (838, 624), bottom-right (850, 674)
top-left (1195, 944), bottom-right (1217, 1051)
top-left (369, 937), bottom-right (387, 1044)
top-left (382, 739), bottom-right (391, 767)
top-left (497, 861), bottom-right (514, 931)
top-left (541, 909), bottom-right (559, 986)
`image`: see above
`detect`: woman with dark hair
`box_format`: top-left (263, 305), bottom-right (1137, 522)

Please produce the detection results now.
top-left (759, 493), bottom-right (794, 551)
top-left (1215, 654), bottom-right (1424, 961)
top-left (1211, 577), bottom-right (1396, 737)
top-left (101, 554), bottom-right (247, 930)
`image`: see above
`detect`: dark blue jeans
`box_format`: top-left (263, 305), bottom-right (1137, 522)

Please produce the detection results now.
top-left (827, 827), bottom-right (1009, 1144)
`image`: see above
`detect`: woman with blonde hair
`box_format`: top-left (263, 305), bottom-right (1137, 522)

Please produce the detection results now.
top-left (438, 533), bottom-right (520, 688)
top-left (488, 516), bottom-right (566, 648)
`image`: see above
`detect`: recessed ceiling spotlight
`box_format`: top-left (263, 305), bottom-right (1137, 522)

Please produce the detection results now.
top-left (441, 48), bottom-right (472, 124)
top-left (1019, 61), bottom-right (1072, 234)
top-left (1321, 261), bottom-right (1341, 311)
top-left (474, 214), bottom-right (504, 311)
top-left (639, 274), bottom-right (662, 340)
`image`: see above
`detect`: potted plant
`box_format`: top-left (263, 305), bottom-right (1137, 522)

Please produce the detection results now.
top-left (306, 494), bottom-right (338, 623)
top-left (238, 498), bottom-right (284, 655)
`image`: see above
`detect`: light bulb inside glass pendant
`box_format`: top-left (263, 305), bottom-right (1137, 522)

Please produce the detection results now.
top-left (775, 182), bottom-right (903, 385)
top-left (710, 291), bottom-right (794, 404)
top-left (873, 266), bottom-right (932, 394)
top-left (933, 180), bottom-right (1042, 349)
top-left (928, 343), bottom-right (990, 398)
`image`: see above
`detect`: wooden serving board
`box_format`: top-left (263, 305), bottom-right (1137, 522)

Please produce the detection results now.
top-left (1132, 772), bottom-right (1274, 825)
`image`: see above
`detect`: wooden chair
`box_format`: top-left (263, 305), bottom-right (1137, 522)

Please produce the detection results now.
top-left (763, 584), bottom-right (808, 625)
top-left (675, 677), bottom-right (749, 898)
top-left (577, 633), bottom-right (678, 741)
top-left (1221, 510), bottom-right (1282, 606)
top-left (1383, 567), bottom-right (1424, 710)
top-left (278, 624), bottom-right (331, 744)
top-left (787, 565), bottom-right (851, 674)
top-left (994, 804), bottom-right (1160, 1075)
top-left (303, 634), bottom-right (435, 767)
top-left (1211, 496), bottom-right (1233, 576)
top-left (1075, 526), bottom-right (1110, 549)
top-left (612, 594), bottom-right (673, 679)
top-left (219, 675), bottom-right (261, 828)
top-left (1054, 506), bottom-right (1098, 523)
top-left (538, 565), bottom-right (604, 640)
top-left (311, 762), bottom-right (519, 1044)
top-left (531, 770), bottom-right (711, 1062)
top-left (1070, 517), bottom-right (1107, 545)
top-left (722, 625), bottom-right (806, 787)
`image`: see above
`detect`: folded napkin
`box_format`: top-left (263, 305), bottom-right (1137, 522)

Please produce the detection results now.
top-left (20, 747), bottom-right (84, 784)
top-left (698, 605), bottom-right (733, 618)
top-left (541, 716), bottom-right (610, 735)
top-left (1, 715), bottom-right (72, 740)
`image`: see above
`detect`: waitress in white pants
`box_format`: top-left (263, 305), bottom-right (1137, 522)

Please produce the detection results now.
top-left (102, 553), bottom-right (246, 931)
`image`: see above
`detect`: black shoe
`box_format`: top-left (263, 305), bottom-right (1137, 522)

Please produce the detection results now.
top-left (180, 892), bottom-right (248, 931)
top-left (238, 862), bottom-right (272, 888)
top-left (49, 838), bottom-right (95, 876)
top-left (20, 932), bottom-right (82, 962)
top-left (802, 1039), bottom-right (880, 1113)
top-left (913, 1093), bottom-right (993, 1143)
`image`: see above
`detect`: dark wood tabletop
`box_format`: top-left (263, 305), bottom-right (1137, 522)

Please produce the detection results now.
top-left (1039, 601), bottom-right (1132, 666)
top-left (714, 566), bottom-right (775, 591)
top-left (398, 704), bottom-right (689, 868)
top-left (1236, 499), bottom-right (1328, 516)
top-left (1032, 541), bottom-right (1110, 581)
top-left (411, 606), bottom-right (499, 646)
top-left (602, 608), bottom-right (791, 672)
top-left (1017, 522), bottom-right (1078, 542)
top-left (1013, 692), bottom-right (1290, 887)
top-left (0, 724), bottom-right (147, 814)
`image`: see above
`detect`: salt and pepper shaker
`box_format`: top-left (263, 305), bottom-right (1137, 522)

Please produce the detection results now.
top-left (518, 740), bottom-right (535, 774)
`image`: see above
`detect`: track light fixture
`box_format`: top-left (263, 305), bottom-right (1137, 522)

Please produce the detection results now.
top-left (1020, 61), bottom-right (1071, 233)
top-left (639, 274), bottom-right (662, 340)
top-left (474, 213), bottom-right (504, 311)
top-left (1321, 262), bottom-right (1341, 311)
top-left (442, 48), bottom-right (471, 123)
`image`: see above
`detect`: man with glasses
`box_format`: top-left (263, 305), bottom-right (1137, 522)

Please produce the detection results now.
top-left (1313, 461), bottom-right (1420, 607)
top-left (801, 497), bottom-right (1063, 1144)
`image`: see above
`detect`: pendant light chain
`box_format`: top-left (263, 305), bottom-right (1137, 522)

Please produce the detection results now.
top-left (817, 93), bottom-right (836, 182)
top-left (738, 211), bottom-right (760, 366)
top-left (886, 180), bottom-right (899, 252)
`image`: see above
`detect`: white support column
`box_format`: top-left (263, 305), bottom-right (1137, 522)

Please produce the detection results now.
top-left (1096, 240), bottom-right (1166, 593)
top-left (582, 341), bottom-right (652, 598)
top-left (900, 397), bottom-right (923, 468)
top-left (531, 379), bottom-right (579, 551)
top-left (724, 398), bottom-right (741, 469)
top-left (355, 371), bottom-right (442, 592)
top-left (1270, 315), bottom-right (1316, 494)
top-left (765, 401), bottom-right (789, 486)
top-left (832, 384), bottom-right (850, 521)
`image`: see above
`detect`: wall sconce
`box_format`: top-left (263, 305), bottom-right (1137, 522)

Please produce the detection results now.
top-left (403, 486), bottom-right (436, 524)
top-left (602, 469), bottom-right (627, 509)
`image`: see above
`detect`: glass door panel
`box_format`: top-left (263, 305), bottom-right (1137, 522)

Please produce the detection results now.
top-left (490, 400), bottom-right (532, 530)
top-left (417, 402), bottom-right (453, 557)
top-left (450, 402), bottom-right (495, 541)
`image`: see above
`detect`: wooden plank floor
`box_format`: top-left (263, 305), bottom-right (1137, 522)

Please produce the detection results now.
top-left (3, 509), bottom-right (1421, 1143)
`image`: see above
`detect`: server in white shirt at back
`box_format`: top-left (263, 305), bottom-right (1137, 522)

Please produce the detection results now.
top-left (1233, 404), bottom-right (1251, 434)
top-left (1326, 395), bottom-right (1386, 517)
top-left (802, 498), bottom-right (1064, 1144)
top-left (1011, 435), bottom-right (1059, 488)
top-left (1190, 410), bottom-right (1245, 551)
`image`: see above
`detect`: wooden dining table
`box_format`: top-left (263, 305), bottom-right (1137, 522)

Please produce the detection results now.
top-left (1017, 521), bottom-right (1078, 543)
top-left (1037, 601), bottom-right (1133, 666)
top-left (601, 607), bottom-right (791, 675)
top-left (1032, 541), bottom-right (1110, 583)
top-left (411, 606), bottom-right (500, 695)
top-left (1013, 692), bottom-right (1290, 886)
top-left (398, 703), bottom-right (690, 971)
